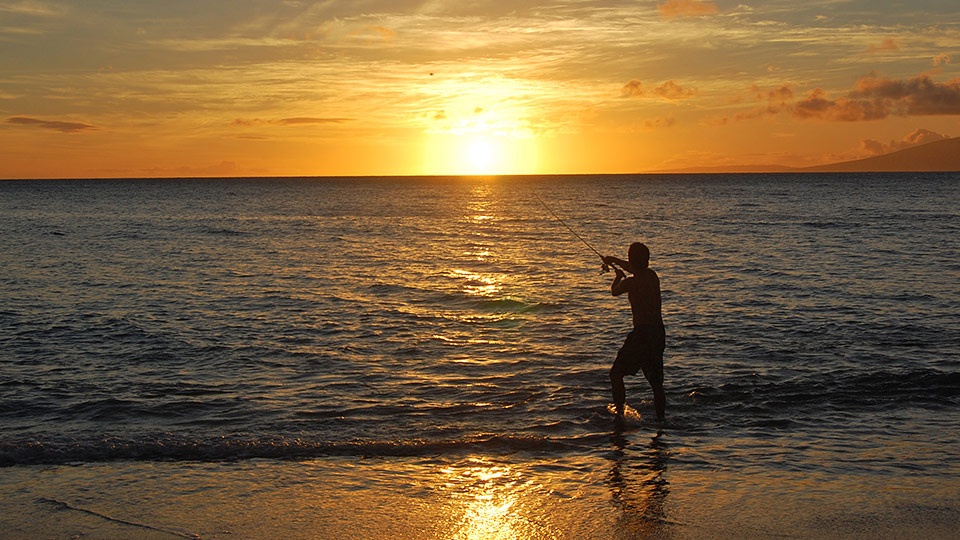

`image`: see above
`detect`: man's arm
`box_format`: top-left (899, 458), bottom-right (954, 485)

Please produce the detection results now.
top-left (602, 255), bottom-right (633, 274)
top-left (611, 267), bottom-right (629, 296)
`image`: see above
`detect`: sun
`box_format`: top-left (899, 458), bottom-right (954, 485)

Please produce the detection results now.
top-left (465, 137), bottom-right (500, 174)
top-left (422, 104), bottom-right (540, 176)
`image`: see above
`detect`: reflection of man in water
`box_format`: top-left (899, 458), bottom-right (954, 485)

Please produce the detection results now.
top-left (608, 431), bottom-right (671, 536)
top-left (603, 242), bottom-right (666, 422)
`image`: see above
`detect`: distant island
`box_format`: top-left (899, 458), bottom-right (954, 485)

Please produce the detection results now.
top-left (659, 136), bottom-right (960, 174)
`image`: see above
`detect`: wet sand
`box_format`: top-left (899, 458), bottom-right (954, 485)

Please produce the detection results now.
top-left (3, 455), bottom-right (958, 539)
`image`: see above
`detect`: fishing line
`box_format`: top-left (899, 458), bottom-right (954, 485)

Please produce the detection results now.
top-left (533, 190), bottom-right (614, 273)
top-left (38, 498), bottom-right (199, 539)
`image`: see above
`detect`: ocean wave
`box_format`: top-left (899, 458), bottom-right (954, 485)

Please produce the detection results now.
top-left (683, 368), bottom-right (959, 412)
top-left (0, 433), bottom-right (595, 467)
top-left (471, 297), bottom-right (563, 314)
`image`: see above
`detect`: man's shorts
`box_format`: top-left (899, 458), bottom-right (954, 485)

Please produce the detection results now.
top-left (613, 324), bottom-right (665, 386)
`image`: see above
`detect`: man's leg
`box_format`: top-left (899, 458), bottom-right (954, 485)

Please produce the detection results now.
top-left (610, 365), bottom-right (627, 416)
top-left (652, 382), bottom-right (666, 421)
top-left (641, 354), bottom-right (666, 421)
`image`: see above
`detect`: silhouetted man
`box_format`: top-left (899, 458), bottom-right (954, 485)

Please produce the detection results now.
top-left (603, 242), bottom-right (666, 422)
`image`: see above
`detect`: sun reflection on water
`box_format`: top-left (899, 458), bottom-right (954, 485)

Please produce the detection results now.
top-left (443, 459), bottom-right (538, 540)
top-left (451, 269), bottom-right (502, 297)
top-left (457, 184), bottom-right (509, 297)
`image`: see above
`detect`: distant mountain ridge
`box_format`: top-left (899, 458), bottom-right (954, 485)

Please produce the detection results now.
top-left (657, 136), bottom-right (960, 174)
top-left (801, 136), bottom-right (960, 172)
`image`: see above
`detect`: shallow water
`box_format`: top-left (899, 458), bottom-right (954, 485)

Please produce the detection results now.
top-left (1, 174), bottom-right (958, 537)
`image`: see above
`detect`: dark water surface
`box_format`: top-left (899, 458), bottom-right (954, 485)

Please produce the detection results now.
top-left (1, 174), bottom-right (958, 537)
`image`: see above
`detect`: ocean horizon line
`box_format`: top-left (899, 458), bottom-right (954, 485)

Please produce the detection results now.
top-left (3, 169), bottom-right (958, 183)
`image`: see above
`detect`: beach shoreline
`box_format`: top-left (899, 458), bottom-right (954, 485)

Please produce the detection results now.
top-left (4, 449), bottom-right (958, 540)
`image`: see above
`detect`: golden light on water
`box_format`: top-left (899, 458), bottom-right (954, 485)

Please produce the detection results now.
top-left (452, 269), bottom-right (502, 297)
top-left (443, 460), bottom-right (540, 540)
top-left (466, 185), bottom-right (496, 225)
top-left (459, 183), bottom-right (504, 297)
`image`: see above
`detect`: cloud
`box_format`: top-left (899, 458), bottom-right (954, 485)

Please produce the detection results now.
top-left (621, 80), bottom-right (697, 100)
top-left (654, 80), bottom-right (698, 100)
top-left (141, 161), bottom-right (239, 177)
top-left (793, 74), bottom-right (960, 120)
top-left (793, 88), bottom-right (888, 121)
top-left (0, 1), bottom-right (62, 16)
top-left (231, 117), bottom-right (351, 126)
top-left (933, 53), bottom-right (952, 66)
top-left (765, 85), bottom-right (794, 102)
top-left (621, 80), bottom-right (644, 98)
top-left (644, 116), bottom-right (676, 129)
top-left (708, 88), bottom-right (787, 125)
top-left (6, 116), bottom-right (96, 133)
top-left (277, 117), bottom-right (350, 125)
top-left (867, 38), bottom-right (899, 54)
top-left (367, 25), bottom-right (396, 41)
top-left (657, 0), bottom-right (718, 18)
top-left (859, 128), bottom-right (949, 156)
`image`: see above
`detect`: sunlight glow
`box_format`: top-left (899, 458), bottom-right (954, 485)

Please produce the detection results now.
top-left (422, 87), bottom-right (541, 176)
top-left (467, 138), bottom-right (497, 174)
top-left (425, 129), bottom-right (539, 176)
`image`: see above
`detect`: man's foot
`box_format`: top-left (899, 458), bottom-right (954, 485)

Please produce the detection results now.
top-left (613, 413), bottom-right (626, 432)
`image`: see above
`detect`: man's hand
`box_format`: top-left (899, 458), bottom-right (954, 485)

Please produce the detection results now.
top-left (610, 264), bottom-right (627, 296)
top-left (604, 255), bottom-right (631, 275)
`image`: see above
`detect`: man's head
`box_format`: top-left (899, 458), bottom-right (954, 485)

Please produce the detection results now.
top-left (628, 242), bottom-right (650, 270)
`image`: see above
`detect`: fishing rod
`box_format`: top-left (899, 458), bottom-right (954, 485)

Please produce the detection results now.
top-left (534, 191), bottom-right (622, 275)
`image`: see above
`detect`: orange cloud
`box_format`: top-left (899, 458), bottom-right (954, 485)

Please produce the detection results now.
top-left (860, 128), bottom-right (949, 155)
top-left (621, 80), bottom-right (697, 100)
top-left (231, 117), bottom-right (350, 126)
top-left (731, 84), bottom-right (793, 105)
top-left (766, 85), bottom-right (794, 102)
top-left (141, 161), bottom-right (240, 177)
top-left (712, 85), bottom-right (794, 123)
top-left (793, 88), bottom-right (888, 121)
top-left (654, 80), bottom-right (698, 100)
top-left (794, 74), bottom-right (960, 120)
top-left (658, 0), bottom-right (718, 18)
top-left (345, 25), bottom-right (396, 42)
top-left (852, 74), bottom-right (960, 115)
top-left (867, 38), bottom-right (899, 54)
top-left (276, 117), bottom-right (350, 125)
top-left (6, 116), bottom-right (96, 133)
top-left (933, 53), bottom-right (952, 66)
top-left (367, 25), bottom-right (396, 41)
top-left (621, 80), bottom-right (644, 97)
top-left (644, 116), bottom-right (676, 129)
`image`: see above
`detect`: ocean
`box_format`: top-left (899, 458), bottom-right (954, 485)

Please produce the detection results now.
top-left (1, 173), bottom-right (958, 539)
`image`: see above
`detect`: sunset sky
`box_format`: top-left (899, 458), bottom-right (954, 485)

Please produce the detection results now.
top-left (2, 0), bottom-right (959, 178)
